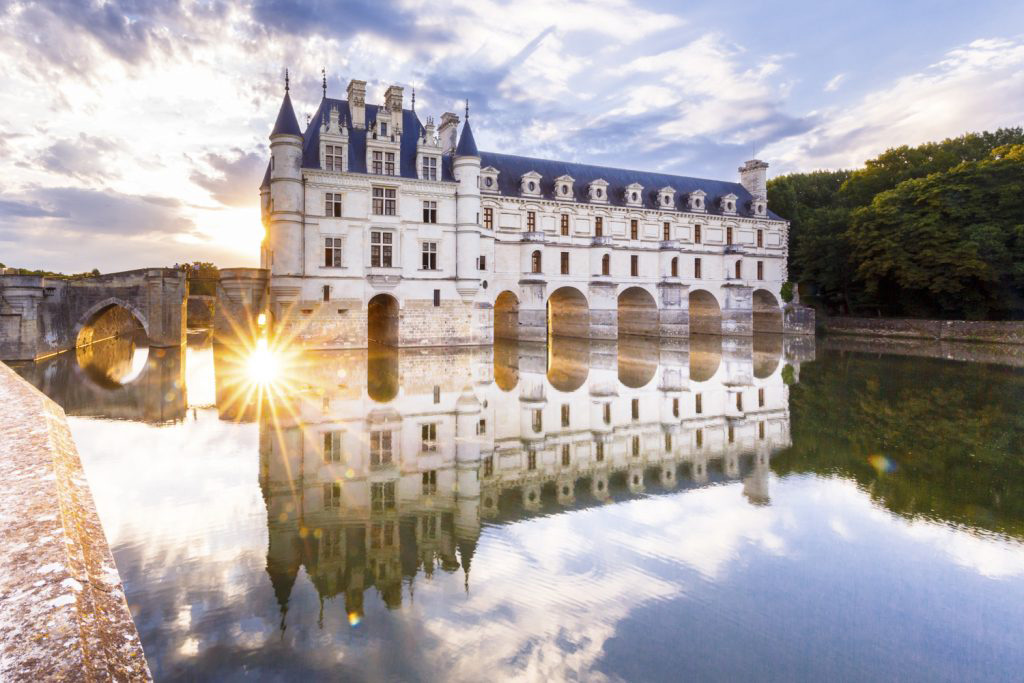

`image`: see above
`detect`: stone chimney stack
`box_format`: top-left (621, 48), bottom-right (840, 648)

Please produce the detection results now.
top-left (346, 79), bottom-right (366, 130)
top-left (384, 85), bottom-right (403, 113)
top-left (738, 159), bottom-right (769, 203)
top-left (438, 112), bottom-right (460, 155)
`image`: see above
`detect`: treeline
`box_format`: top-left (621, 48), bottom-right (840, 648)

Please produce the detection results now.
top-left (768, 129), bottom-right (1024, 319)
top-left (0, 263), bottom-right (101, 279)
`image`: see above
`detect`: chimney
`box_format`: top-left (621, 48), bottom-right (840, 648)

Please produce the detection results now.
top-left (384, 85), bottom-right (403, 114)
top-left (438, 112), bottom-right (460, 154)
top-left (738, 159), bottom-right (769, 202)
top-left (346, 79), bottom-right (366, 130)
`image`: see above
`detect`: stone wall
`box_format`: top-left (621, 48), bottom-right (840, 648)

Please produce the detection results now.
top-left (0, 361), bottom-right (150, 680)
top-left (187, 295), bottom-right (215, 329)
top-left (824, 317), bottom-right (1024, 345)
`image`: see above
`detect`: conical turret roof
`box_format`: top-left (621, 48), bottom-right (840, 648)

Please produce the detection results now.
top-left (455, 119), bottom-right (478, 157)
top-left (271, 92), bottom-right (302, 137)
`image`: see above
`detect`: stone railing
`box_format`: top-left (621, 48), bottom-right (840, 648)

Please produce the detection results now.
top-left (0, 362), bottom-right (150, 681)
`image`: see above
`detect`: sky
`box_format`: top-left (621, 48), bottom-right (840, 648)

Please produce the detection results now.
top-left (1, 0), bottom-right (1023, 273)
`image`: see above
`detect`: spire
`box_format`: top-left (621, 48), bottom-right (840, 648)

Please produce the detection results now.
top-left (270, 84), bottom-right (302, 138)
top-left (465, 98), bottom-right (469, 120)
top-left (411, 88), bottom-right (415, 112)
top-left (284, 68), bottom-right (289, 93)
top-left (455, 117), bottom-right (478, 157)
top-left (321, 67), bottom-right (326, 99)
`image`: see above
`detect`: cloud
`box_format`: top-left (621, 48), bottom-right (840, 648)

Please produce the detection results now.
top-left (36, 134), bottom-right (119, 181)
top-left (190, 149), bottom-right (267, 207)
top-left (764, 37), bottom-right (1024, 172)
top-left (251, 0), bottom-right (454, 44)
top-left (0, 198), bottom-right (66, 219)
top-left (824, 73), bottom-right (845, 92)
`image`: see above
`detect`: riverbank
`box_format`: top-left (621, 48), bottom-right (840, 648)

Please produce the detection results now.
top-left (822, 316), bottom-right (1024, 345)
top-left (0, 361), bottom-right (150, 680)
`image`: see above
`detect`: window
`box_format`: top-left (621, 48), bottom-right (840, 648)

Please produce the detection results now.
top-left (380, 122), bottom-right (388, 137)
top-left (421, 423), bottom-right (437, 451)
top-left (324, 237), bottom-right (343, 267)
top-left (632, 435), bottom-right (640, 456)
top-left (663, 222), bottom-right (671, 241)
top-left (696, 428), bottom-right (703, 448)
top-left (477, 418), bottom-right (487, 435)
top-left (371, 481), bottom-right (395, 512)
top-left (630, 255), bottom-right (639, 277)
top-left (630, 219), bottom-right (638, 240)
top-left (323, 431), bottom-right (343, 463)
top-left (322, 284), bottom-right (330, 302)
top-left (695, 258), bottom-right (702, 279)
top-left (631, 398), bottom-right (639, 420)
top-left (735, 260), bottom-right (742, 279)
top-left (603, 403), bottom-right (611, 425)
top-left (532, 409), bottom-right (542, 433)
top-left (561, 444), bottom-right (570, 467)
top-left (385, 151), bottom-right (396, 176)
top-left (433, 289), bottom-right (440, 307)
top-left (527, 211), bottom-right (536, 231)
top-left (423, 200), bottom-right (437, 224)
top-left (561, 404), bottom-right (570, 428)
top-left (595, 216), bottom-right (603, 236)
top-left (370, 231), bottom-right (393, 267)
top-left (671, 257), bottom-right (678, 277)
top-left (478, 255), bottom-right (486, 271)
top-left (726, 227), bottom-right (734, 245)
top-left (694, 225), bottom-right (701, 244)
top-left (325, 145), bottom-right (344, 172)
top-left (372, 150), bottom-right (383, 174)
top-left (531, 250), bottom-right (542, 274)
top-left (757, 229), bottom-right (763, 248)
top-left (483, 455), bottom-right (493, 477)
top-left (736, 393), bottom-right (743, 411)
top-left (433, 385), bottom-right (440, 403)
top-left (561, 214), bottom-right (569, 236)
top-left (322, 529), bottom-right (341, 559)
top-left (422, 156), bottom-right (438, 181)
top-left (370, 430), bottom-right (392, 467)
top-left (422, 470), bottom-right (437, 495)
top-left (528, 450), bottom-right (537, 470)
top-left (372, 186), bottom-right (396, 215)
top-left (757, 261), bottom-right (764, 280)
top-left (483, 207), bottom-right (494, 229)
top-left (601, 254), bottom-right (610, 276)
top-left (325, 192), bottom-right (342, 217)
top-left (672, 397), bottom-right (679, 417)
top-left (758, 388), bottom-right (765, 407)
top-left (560, 251), bottom-right (569, 275)
top-left (696, 393), bottom-right (702, 414)
top-left (324, 482), bottom-right (341, 509)
top-left (421, 241), bottom-right (437, 270)
top-left (728, 425), bottom-right (735, 443)
top-left (370, 521), bottom-right (394, 550)
top-left (759, 421), bottom-right (766, 440)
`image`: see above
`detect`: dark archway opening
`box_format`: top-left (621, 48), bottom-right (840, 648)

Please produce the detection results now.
top-left (689, 290), bottom-right (722, 336)
top-left (547, 287), bottom-right (589, 339)
top-left (367, 344), bottom-right (399, 402)
top-left (547, 337), bottom-right (589, 392)
top-left (368, 294), bottom-right (399, 347)
top-left (689, 334), bottom-right (722, 382)
top-left (495, 291), bottom-right (520, 341)
top-left (74, 304), bottom-right (148, 388)
top-left (753, 289), bottom-right (783, 334)
top-left (617, 286), bottom-right (659, 338)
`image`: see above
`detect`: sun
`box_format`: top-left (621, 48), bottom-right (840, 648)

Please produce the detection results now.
top-left (194, 205), bottom-right (264, 260)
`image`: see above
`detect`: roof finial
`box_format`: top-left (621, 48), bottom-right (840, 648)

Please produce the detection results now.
top-left (411, 88), bottom-right (416, 112)
top-left (465, 98), bottom-right (469, 120)
top-left (321, 67), bottom-right (326, 99)
top-left (284, 68), bottom-right (289, 93)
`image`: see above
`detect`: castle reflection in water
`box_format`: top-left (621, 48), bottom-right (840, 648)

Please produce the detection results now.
top-left (15, 331), bottom-right (815, 623)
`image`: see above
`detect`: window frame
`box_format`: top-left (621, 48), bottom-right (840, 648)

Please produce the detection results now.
top-left (324, 236), bottom-right (344, 268)
top-left (421, 241), bottom-right (438, 271)
top-left (370, 230), bottom-right (394, 268)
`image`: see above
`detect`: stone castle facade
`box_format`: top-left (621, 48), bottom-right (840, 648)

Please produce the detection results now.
top-left (260, 77), bottom-right (812, 348)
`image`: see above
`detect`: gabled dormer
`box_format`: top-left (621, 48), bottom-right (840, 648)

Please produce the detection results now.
top-left (624, 182), bottom-right (644, 208)
top-left (366, 115), bottom-right (401, 177)
top-left (320, 105), bottom-right (348, 173)
top-left (658, 186), bottom-right (676, 210)
top-left (520, 171), bottom-right (543, 197)
top-left (720, 193), bottom-right (738, 215)
top-left (416, 116), bottom-right (442, 181)
top-left (588, 178), bottom-right (609, 204)
top-left (687, 189), bottom-right (707, 213)
top-left (554, 174), bottom-right (575, 201)
top-left (749, 198), bottom-right (767, 217)
top-left (480, 166), bottom-right (500, 193)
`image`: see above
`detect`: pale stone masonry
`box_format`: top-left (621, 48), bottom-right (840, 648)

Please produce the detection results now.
top-left (260, 76), bottom-right (809, 348)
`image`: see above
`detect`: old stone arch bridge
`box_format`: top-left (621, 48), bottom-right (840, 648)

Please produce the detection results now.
top-left (0, 268), bottom-right (187, 361)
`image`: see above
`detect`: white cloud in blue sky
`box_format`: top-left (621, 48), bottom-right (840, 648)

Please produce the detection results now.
top-left (1, 0), bottom-right (1022, 272)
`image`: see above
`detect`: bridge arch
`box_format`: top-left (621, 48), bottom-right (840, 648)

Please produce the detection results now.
top-left (547, 286), bottom-right (589, 339)
top-left (73, 297), bottom-right (149, 348)
top-left (547, 337), bottom-right (589, 392)
top-left (368, 293), bottom-right (400, 346)
top-left (689, 289), bottom-right (722, 335)
top-left (494, 290), bottom-right (520, 340)
top-left (753, 289), bottom-right (783, 334)
top-left (617, 286), bottom-right (658, 338)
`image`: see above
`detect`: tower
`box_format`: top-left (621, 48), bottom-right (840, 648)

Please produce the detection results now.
top-left (267, 75), bottom-right (304, 277)
top-left (453, 116), bottom-right (481, 298)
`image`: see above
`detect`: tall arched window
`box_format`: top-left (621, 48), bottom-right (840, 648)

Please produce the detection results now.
top-left (735, 260), bottom-right (742, 279)
top-left (531, 250), bottom-right (542, 274)
top-left (601, 253), bottom-right (610, 276)
top-left (670, 257), bottom-right (678, 277)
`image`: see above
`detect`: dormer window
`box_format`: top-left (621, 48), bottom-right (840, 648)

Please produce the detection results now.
top-left (421, 156), bottom-right (438, 181)
top-left (589, 179), bottom-right (609, 204)
top-left (624, 182), bottom-right (644, 208)
top-left (480, 166), bottom-right (500, 193)
top-left (380, 122), bottom-right (388, 137)
top-left (520, 171), bottom-right (542, 197)
top-left (554, 174), bottom-right (575, 201)
top-left (721, 193), bottom-right (738, 215)
top-left (320, 105), bottom-right (349, 173)
top-left (687, 190), bottom-right (707, 212)
top-left (659, 186), bottom-right (675, 210)
top-left (751, 199), bottom-right (767, 216)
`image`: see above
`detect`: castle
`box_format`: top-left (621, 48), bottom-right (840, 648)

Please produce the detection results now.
top-left (260, 76), bottom-right (812, 348)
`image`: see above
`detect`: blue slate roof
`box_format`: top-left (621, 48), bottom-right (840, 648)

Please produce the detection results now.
top-left (455, 119), bottom-right (479, 157)
top-left (478, 151), bottom-right (780, 219)
top-left (270, 92), bottom-right (302, 137)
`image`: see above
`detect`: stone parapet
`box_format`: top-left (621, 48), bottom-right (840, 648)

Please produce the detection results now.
top-left (0, 361), bottom-right (150, 681)
top-left (824, 316), bottom-right (1024, 345)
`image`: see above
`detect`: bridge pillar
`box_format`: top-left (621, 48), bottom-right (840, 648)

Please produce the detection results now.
top-left (215, 268), bottom-right (269, 344)
top-left (721, 283), bottom-right (754, 336)
top-left (144, 269), bottom-right (187, 348)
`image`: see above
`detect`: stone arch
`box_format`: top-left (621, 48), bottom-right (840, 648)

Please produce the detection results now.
top-left (689, 333), bottom-right (722, 382)
top-left (752, 289), bottom-right (783, 334)
top-left (73, 297), bottom-right (149, 347)
top-left (547, 336), bottom-right (589, 392)
top-left (73, 300), bottom-right (149, 388)
top-left (689, 289), bottom-right (722, 335)
top-left (494, 290), bottom-right (520, 340)
top-left (617, 286), bottom-right (658, 338)
top-left (368, 293), bottom-right (399, 346)
top-left (547, 286), bottom-right (589, 339)
top-left (618, 335), bottom-right (658, 388)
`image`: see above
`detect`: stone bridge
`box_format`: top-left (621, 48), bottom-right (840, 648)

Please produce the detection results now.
top-left (0, 268), bottom-right (186, 361)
